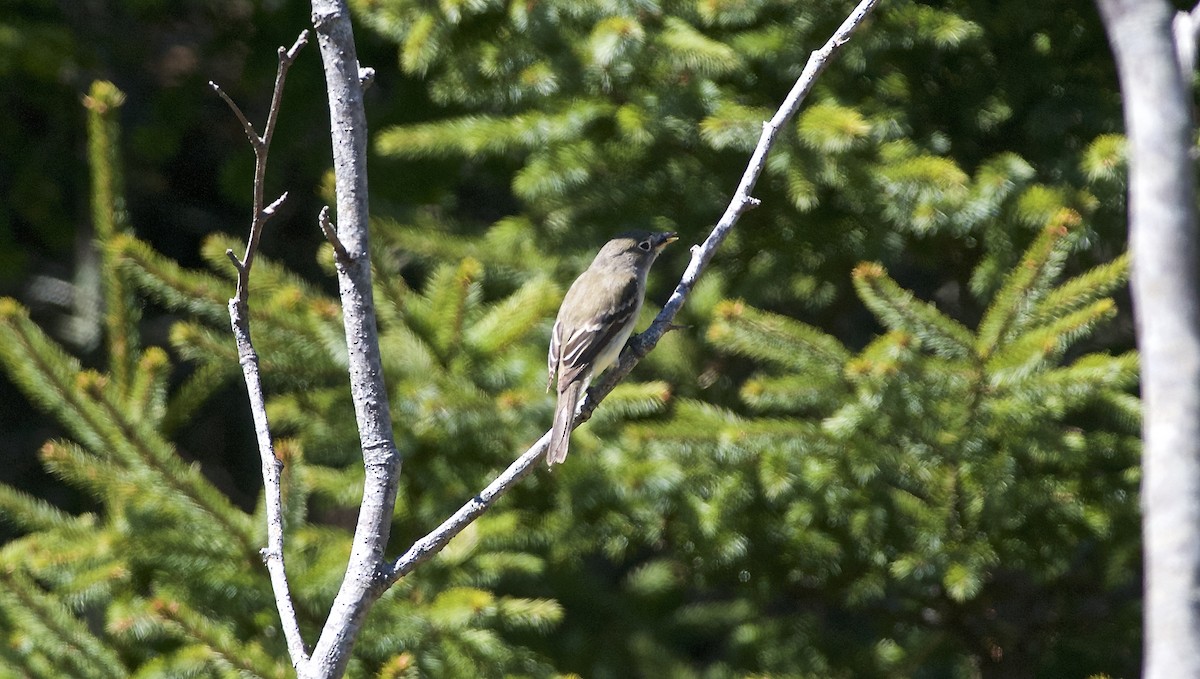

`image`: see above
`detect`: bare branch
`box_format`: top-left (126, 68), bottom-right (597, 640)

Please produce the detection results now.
top-left (262, 31), bottom-right (310, 153)
top-left (387, 434), bottom-right (549, 581)
top-left (304, 1), bottom-right (401, 675)
top-left (379, 0), bottom-right (882, 587)
top-left (358, 65), bottom-right (376, 90)
top-left (218, 33), bottom-right (310, 670)
top-left (209, 81), bottom-right (261, 149)
top-left (227, 299), bottom-right (309, 668)
top-left (264, 192), bottom-right (290, 218)
top-left (318, 205), bottom-right (352, 264)
top-left (1096, 1), bottom-right (1200, 677)
top-left (1173, 2), bottom-right (1200, 75)
top-left (234, 36), bottom-right (306, 297)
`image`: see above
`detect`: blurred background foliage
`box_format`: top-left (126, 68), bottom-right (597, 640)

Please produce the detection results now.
top-left (0, 0), bottom-right (1143, 677)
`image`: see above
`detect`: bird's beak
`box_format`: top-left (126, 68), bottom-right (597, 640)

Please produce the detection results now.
top-left (656, 232), bottom-right (679, 249)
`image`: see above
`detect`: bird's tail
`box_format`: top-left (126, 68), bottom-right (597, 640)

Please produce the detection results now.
top-left (547, 381), bottom-right (583, 466)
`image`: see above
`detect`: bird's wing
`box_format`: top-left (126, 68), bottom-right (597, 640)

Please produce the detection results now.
top-left (547, 317), bottom-right (562, 392)
top-left (556, 276), bottom-right (641, 387)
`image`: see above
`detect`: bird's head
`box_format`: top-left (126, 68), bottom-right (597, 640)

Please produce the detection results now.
top-left (599, 230), bottom-right (679, 265)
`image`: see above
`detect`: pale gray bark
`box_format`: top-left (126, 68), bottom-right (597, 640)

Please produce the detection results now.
top-left (233, 1), bottom-right (882, 677)
top-left (304, 1), bottom-right (401, 677)
top-left (224, 4), bottom-right (399, 675)
top-left (1095, 1), bottom-right (1200, 676)
top-left (216, 32), bottom-right (310, 671)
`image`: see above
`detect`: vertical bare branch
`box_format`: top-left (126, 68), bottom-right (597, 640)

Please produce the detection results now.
top-left (305, 1), bottom-right (401, 676)
top-left (1173, 2), bottom-right (1200, 77)
top-left (380, 0), bottom-right (883, 586)
top-left (1095, 1), bottom-right (1200, 677)
top-left (217, 29), bottom-right (311, 670)
top-left (213, 33), bottom-right (306, 298)
top-left (257, 2), bottom-right (880, 675)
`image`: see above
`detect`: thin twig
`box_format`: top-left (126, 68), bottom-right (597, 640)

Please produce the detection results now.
top-left (1173, 4), bottom-right (1200, 79)
top-left (318, 206), bottom-right (352, 264)
top-left (359, 65), bottom-right (376, 90)
top-left (591, 0), bottom-right (878, 403)
top-left (220, 29), bottom-right (311, 670)
top-left (380, 0), bottom-right (882, 586)
top-left (265, 192), bottom-right (290, 218)
top-left (262, 36), bottom-right (309, 153)
top-left (210, 81), bottom-right (261, 150)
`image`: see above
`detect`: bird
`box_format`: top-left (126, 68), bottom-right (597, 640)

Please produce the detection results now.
top-left (545, 230), bottom-right (678, 465)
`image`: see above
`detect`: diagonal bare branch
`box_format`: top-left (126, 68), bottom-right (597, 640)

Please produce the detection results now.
top-left (380, 0), bottom-right (883, 586)
top-left (209, 81), bottom-right (262, 150)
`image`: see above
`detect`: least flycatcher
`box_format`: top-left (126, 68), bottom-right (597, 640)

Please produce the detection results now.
top-left (546, 230), bottom-right (678, 465)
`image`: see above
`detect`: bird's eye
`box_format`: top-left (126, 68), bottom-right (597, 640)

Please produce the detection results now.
top-left (638, 240), bottom-right (652, 251)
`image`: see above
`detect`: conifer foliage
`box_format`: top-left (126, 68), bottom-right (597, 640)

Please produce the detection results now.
top-left (0, 1), bottom-right (1140, 677)
top-left (0, 83), bottom-right (565, 677)
top-left (643, 211), bottom-right (1139, 675)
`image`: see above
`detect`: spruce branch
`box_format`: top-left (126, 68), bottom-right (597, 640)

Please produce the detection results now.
top-left (0, 569), bottom-right (124, 678)
top-left (379, 0), bottom-right (882, 585)
top-left (0, 483), bottom-right (75, 534)
top-left (1, 304), bottom-right (254, 547)
top-left (83, 82), bottom-right (137, 397)
top-left (217, 29), bottom-right (311, 670)
top-left (853, 261), bottom-right (975, 359)
top-left (150, 597), bottom-right (284, 678)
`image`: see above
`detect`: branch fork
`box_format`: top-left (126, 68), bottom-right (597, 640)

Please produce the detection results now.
top-left (213, 26), bottom-right (309, 300)
top-left (226, 1), bottom-right (882, 676)
top-left (217, 29), bottom-right (312, 671)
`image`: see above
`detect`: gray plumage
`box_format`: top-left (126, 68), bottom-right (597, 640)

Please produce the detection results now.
top-left (546, 230), bottom-right (677, 465)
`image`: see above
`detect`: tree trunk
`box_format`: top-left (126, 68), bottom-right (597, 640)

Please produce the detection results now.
top-left (1095, 1), bottom-right (1200, 676)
